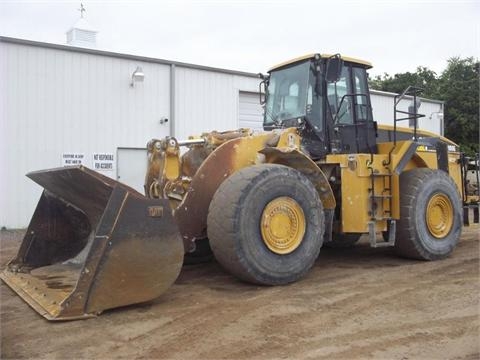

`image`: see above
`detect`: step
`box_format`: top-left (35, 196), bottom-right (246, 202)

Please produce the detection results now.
top-left (368, 220), bottom-right (396, 248)
top-left (370, 216), bottom-right (393, 221)
top-left (368, 188), bottom-right (392, 193)
top-left (370, 173), bottom-right (392, 177)
top-left (370, 194), bottom-right (393, 199)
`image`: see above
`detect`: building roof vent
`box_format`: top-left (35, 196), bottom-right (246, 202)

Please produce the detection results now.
top-left (66, 4), bottom-right (97, 48)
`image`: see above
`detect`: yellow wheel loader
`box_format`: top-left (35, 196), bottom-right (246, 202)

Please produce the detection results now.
top-left (2, 54), bottom-right (478, 320)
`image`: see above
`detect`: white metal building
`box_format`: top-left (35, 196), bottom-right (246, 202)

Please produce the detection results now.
top-left (0, 36), bottom-right (444, 228)
top-left (370, 89), bottom-right (444, 134)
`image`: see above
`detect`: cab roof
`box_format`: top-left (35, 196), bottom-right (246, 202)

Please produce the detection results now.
top-left (268, 53), bottom-right (373, 72)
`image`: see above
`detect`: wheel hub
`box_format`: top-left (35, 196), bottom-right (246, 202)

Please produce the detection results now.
top-left (260, 197), bottom-right (306, 254)
top-left (426, 193), bottom-right (454, 239)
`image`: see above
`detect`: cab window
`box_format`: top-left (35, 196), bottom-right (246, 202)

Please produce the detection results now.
top-left (353, 67), bottom-right (371, 122)
top-left (327, 66), bottom-right (353, 124)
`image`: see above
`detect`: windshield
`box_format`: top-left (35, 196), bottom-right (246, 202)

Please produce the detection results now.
top-left (264, 61), bottom-right (311, 126)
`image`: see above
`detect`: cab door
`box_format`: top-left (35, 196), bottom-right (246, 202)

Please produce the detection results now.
top-left (352, 67), bottom-right (376, 153)
top-left (327, 64), bottom-right (376, 154)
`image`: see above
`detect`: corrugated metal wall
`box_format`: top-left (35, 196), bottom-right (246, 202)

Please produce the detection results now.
top-left (370, 91), bottom-right (443, 134)
top-left (1, 41), bottom-right (171, 228)
top-left (0, 38), bottom-right (445, 228)
top-left (238, 92), bottom-right (264, 131)
top-left (173, 68), bottom-right (258, 140)
top-left (0, 40), bottom-right (260, 228)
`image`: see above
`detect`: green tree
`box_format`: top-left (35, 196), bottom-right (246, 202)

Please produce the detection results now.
top-left (369, 57), bottom-right (479, 156)
top-left (437, 57), bottom-right (479, 156)
top-left (369, 66), bottom-right (438, 97)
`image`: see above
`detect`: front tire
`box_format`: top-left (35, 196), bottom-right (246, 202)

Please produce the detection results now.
top-left (395, 168), bottom-right (462, 260)
top-left (207, 164), bottom-right (324, 285)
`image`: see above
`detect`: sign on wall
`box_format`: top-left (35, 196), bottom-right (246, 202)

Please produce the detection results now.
top-left (62, 153), bottom-right (85, 166)
top-left (92, 153), bottom-right (115, 171)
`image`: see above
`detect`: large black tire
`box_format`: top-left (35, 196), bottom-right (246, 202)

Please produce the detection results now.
top-left (324, 233), bottom-right (362, 248)
top-left (207, 164), bottom-right (324, 285)
top-left (395, 168), bottom-right (462, 260)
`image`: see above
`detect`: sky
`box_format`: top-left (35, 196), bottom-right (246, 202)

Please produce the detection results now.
top-left (0, 0), bottom-right (479, 77)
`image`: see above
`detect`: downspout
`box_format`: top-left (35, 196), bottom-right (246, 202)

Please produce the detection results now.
top-left (170, 63), bottom-right (176, 137)
top-left (440, 102), bottom-right (444, 137)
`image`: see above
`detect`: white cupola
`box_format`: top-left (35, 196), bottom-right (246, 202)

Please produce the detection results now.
top-left (66, 4), bottom-right (97, 48)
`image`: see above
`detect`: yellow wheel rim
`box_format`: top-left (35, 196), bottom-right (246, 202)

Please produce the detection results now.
top-left (260, 197), bottom-right (306, 254)
top-left (426, 193), bottom-right (454, 239)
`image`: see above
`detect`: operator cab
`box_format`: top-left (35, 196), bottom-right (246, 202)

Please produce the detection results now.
top-left (262, 54), bottom-right (377, 159)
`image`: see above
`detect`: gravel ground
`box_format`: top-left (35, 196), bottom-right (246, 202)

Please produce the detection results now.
top-left (1, 225), bottom-right (479, 359)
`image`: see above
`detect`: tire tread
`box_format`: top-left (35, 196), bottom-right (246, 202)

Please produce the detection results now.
top-left (395, 168), bottom-right (461, 260)
top-left (208, 164), bottom-right (324, 284)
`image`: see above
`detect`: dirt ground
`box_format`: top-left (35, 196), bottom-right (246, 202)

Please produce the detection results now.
top-left (1, 225), bottom-right (479, 360)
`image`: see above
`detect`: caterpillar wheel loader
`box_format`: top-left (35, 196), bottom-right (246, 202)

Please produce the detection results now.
top-left (2, 54), bottom-right (478, 320)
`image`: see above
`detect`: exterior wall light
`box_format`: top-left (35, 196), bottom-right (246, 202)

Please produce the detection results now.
top-left (130, 66), bottom-right (145, 87)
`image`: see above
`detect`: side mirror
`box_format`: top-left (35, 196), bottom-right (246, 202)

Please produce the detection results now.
top-left (326, 54), bottom-right (343, 83)
top-left (258, 73), bottom-right (268, 105)
top-left (408, 97), bottom-right (422, 127)
top-left (408, 97), bottom-right (422, 113)
top-left (259, 80), bottom-right (266, 105)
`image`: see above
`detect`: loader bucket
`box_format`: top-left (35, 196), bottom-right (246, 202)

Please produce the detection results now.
top-left (0, 166), bottom-right (184, 320)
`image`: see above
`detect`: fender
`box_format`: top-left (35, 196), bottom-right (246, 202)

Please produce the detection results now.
top-left (174, 132), bottom-right (336, 251)
top-left (260, 147), bottom-right (336, 244)
top-left (259, 147), bottom-right (336, 209)
top-left (174, 133), bottom-right (276, 251)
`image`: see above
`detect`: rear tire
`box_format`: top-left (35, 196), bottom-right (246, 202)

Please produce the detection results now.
top-left (395, 168), bottom-right (462, 260)
top-left (207, 164), bottom-right (324, 285)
